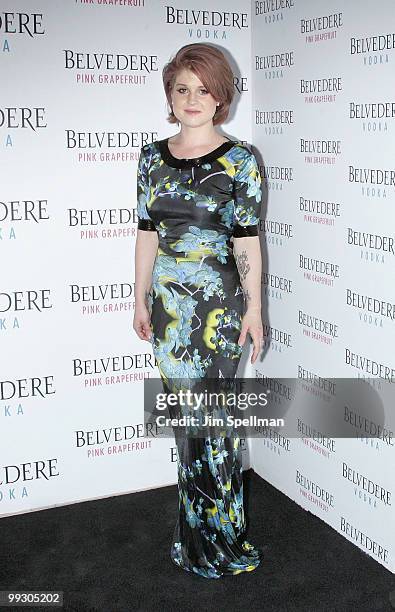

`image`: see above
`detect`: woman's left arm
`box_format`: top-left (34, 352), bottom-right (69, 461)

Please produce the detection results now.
top-left (233, 235), bottom-right (263, 364)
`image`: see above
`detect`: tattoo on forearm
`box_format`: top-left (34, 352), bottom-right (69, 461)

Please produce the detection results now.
top-left (243, 288), bottom-right (252, 302)
top-left (236, 250), bottom-right (250, 281)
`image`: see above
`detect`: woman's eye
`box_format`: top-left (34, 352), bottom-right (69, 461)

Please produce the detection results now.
top-left (177, 88), bottom-right (208, 94)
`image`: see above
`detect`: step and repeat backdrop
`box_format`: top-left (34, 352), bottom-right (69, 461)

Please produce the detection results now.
top-left (251, 0), bottom-right (394, 573)
top-left (0, 1), bottom-right (254, 515)
top-left (1, 0), bottom-right (393, 576)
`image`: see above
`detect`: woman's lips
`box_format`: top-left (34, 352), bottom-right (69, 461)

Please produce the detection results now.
top-left (185, 110), bottom-right (201, 114)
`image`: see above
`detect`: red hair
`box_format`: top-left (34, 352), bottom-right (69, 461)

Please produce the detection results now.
top-left (162, 43), bottom-right (235, 126)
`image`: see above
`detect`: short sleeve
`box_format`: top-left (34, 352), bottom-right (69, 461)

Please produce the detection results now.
top-left (232, 148), bottom-right (262, 238)
top-left (137, 145), bottom-right (156, 231)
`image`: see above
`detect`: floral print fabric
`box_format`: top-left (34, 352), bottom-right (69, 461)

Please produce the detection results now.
top-left (136, 138), bottom-right (263, 578)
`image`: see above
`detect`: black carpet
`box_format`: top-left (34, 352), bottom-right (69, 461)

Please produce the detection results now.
top-left (0, 469), bottom-right (394, 612)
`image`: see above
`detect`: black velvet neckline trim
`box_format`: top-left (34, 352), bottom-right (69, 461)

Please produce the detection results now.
top-left (158, 137), bottom-right (238, 169)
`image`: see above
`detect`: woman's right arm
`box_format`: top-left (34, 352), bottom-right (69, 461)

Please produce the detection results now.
top-left (133, 144), bottom-right (158, 342)
top-left (133, 229), bottom-right (158, 341)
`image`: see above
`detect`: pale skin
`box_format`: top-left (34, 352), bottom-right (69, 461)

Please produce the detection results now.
top-left (133, 68), bottom-right (263, 364)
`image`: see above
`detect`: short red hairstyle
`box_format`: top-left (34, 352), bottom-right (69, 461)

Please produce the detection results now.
top-left (162, 43), bottom-right (235, 126)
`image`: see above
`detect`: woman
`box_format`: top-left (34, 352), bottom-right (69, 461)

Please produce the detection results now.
top-left (133, 43), bottom-right (264, 579)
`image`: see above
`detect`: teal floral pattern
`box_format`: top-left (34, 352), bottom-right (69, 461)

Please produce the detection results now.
top-left (136, 138), bottom-right (263, 578)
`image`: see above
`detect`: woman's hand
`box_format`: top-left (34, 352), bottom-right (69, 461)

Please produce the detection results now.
top-left (133, 304), bottom-right (152, 342)
top-left (237, 306), bottom-right (263, 364)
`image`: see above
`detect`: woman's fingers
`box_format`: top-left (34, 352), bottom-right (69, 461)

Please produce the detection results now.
top-left (143, 322), bottom-right (152, 341)
top-left (133, 317), bottom-right (152, 341)
top-left (238, 325), bottom-right (248, 347)
top-left (250, 328), bottom-right (263, 364)
top-left (238, 325), bottom-right (263, 363)
top-left (250, 333), bottom-right (259, 363)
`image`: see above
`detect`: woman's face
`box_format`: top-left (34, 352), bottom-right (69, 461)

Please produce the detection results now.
top-left (170, 68), bottom-right (218, 128)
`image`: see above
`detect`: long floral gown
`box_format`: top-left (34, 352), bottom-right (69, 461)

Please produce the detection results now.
top-left (136, 137), bottom-right (263, 578)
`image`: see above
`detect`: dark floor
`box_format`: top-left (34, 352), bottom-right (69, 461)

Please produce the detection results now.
top-left (0, 469), bottom-right (394, 612)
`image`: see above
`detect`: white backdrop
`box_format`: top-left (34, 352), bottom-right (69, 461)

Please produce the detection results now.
top-left (251, 0), bottom-right (395, 574)
top-left (1, 0), bottom-right (394, 575)
top-left (0, 1), bottom-right (253, 513)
